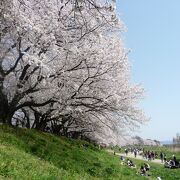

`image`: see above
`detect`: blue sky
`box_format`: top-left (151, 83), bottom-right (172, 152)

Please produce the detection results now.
top-left (117, 0), bottom-right (180, 141)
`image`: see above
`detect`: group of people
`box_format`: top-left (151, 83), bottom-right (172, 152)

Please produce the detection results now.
top-left (122, 147), bottom-right (180, 172)
top-left (120, 156), bottom-right (151, 176)
top-left (116, 146), bottom-right (179, 180)
top-left (142, 150), bottom-right (158, 161)
top-left (164, 155), bottom-right (180, 169)
top-left (155, 151), bottom-right (180, 169)
top-left (124, 147), bottom-right (141, 158)
top-left (120, 157), bottom-right (136, 168)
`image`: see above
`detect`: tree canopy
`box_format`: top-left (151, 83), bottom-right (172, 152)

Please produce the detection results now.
top-left (0, 0), bottom-right (148, 142)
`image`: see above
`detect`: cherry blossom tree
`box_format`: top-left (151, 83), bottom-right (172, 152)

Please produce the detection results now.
top-left (0, 0), bottom-right (148, 140)
top-left (0, 0), bottom-right (117, 122)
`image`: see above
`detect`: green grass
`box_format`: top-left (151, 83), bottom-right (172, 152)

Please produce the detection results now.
top-left (130, 158), bottom-right (180, 180)
top-left (0, 125), bottom-right (179, 179)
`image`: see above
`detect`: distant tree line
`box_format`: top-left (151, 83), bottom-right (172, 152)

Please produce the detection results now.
top-left (173, 133), bottom-right (180, 145)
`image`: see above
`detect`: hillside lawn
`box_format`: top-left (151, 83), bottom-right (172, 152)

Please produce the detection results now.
top-left (0, 125), bottom-right (180, 179)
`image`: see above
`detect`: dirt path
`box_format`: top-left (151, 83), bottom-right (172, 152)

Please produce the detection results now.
top-left (107, 149), bottom-right (163, 165)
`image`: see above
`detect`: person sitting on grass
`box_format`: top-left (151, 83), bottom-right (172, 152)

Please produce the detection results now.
top-left (138, 165), bottom-right (146, 176)
top-left (144, 163), bottom-right (150, 171)
top-left (137, 164), bottom-right (151, 176)
top-left (120, 155), bottom-right (125, 161)
top-left (172, 155), bottom-right (176, 163)
top-left (164, 159), bottom-right (170, 168)
top-left (172, 155), bottom-right (179, 167)
top-left (126, 159), bottom-right (136, 168)
top-left (164, 159), bottom-right (176, 169)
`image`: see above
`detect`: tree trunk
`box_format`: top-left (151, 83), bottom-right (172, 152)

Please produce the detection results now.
top-left (0, 78), bottom-right (14, 125)
top-left (33, 112), bottom-right (47, 131)
top-left (0, 104), bottom-right (13, 125)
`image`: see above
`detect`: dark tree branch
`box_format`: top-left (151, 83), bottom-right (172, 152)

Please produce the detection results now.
top-left (15, 99), bottom-right (56, 111)
top-left (5, 46), bottom-right (30, 75)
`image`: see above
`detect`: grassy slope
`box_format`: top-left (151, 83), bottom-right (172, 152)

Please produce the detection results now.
top-left (0, 125), bottom-right (179, 180)
top-left (0, 125), bottom-right (143, 180)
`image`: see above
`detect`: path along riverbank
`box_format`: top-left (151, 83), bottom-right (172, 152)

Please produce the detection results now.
top-left (106, 149), bottom-right (163, 165)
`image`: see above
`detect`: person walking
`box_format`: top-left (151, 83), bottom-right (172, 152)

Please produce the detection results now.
top-left (160, 152), bottom-right (164, 163)
top-left (134, 149), bottom-right (137, 158)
